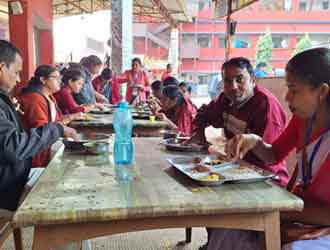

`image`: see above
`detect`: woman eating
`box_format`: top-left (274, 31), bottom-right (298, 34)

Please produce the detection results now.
top-left (55, 68), bottom-right (94, 115)
top-left (19, 65), bottom-right (81, 167)
top-left (161, 84), bottom-right (197, 137)
top-left (208, 48), bottom-right (330, 250)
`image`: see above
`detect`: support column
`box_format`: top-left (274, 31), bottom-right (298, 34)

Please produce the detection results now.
top-left (39, 29), bottom-right (54, 65)
top-left (168, 28), bottom-right (179, 77)
top-left (9, 0), bottom-right (34, 84)
top-left (111, 0), bottom-right (133, 75)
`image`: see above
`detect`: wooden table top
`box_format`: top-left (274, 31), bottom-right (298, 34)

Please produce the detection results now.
top-left (13, 138), bottom-right (303, 227)
top-left (70, 114), bottom-right (167, 129)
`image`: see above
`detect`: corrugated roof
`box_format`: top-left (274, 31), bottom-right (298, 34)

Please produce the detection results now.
top-left (53, 0), bottom-right (191, 25)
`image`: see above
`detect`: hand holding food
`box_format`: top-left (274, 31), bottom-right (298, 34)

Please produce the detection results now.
top-left (62, 125), bottom-right (80, 141)
top-left (225, 134), bottom-right (262, 161)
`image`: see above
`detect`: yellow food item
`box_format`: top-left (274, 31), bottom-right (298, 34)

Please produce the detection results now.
top-left (212, 159), bottom-right (225, 165)
top-left (84, 115), bottom-right (96, 121)
top-left (200, 173), bottom-right (223, 182)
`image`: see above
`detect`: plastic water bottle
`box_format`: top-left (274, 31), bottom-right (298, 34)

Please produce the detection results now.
top-left (113, 84), bottom-right (134, 167)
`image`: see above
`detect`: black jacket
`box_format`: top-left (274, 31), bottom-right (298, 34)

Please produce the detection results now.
top-left (0, 90), bottom-right (64, 211)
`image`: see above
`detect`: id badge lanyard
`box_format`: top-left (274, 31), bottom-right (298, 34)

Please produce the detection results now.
top-left (301, 115), bottom-right (329, 188)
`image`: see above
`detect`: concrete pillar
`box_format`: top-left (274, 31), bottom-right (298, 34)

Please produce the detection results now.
top-left (39, 29), bottom-right (54, 65)
top-left (9, 0), bottom-right (54, 87)
top-left (111, 0), bottom-right (133, 75)
top-left (168, 28), bottom-right (179, 77)
top-left (9, 0), bottom-right (34, 84)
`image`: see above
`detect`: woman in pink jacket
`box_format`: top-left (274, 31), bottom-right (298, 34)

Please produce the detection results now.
top-left (117, 58), bottom-right (150, 104)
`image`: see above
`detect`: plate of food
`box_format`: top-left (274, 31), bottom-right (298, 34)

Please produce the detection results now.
top-left (74, 114), bottom-right (97, 121)
top-left (63, 133), bottom-right (110, 150)
top-left (89, 107), bottom-right (113, 114)
top-left (131, 111), bottom-right (153, 120)
top-left (161, 138), bottom-right (207, 152)
top-left (167, 155), bottom-right (274, 186)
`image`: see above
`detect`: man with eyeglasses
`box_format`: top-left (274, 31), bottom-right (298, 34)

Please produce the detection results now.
top-left (189, 57), bottom-right (289, 250)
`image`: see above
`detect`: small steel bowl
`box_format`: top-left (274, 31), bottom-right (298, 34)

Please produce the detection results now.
top-left (83, 141), bottom-right (110, 155)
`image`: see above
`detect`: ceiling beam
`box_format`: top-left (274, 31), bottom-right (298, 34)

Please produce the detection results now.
top-left (150, 0), bottom-right (176, 27)
top-left (63, 0), bottom-right (91, 14)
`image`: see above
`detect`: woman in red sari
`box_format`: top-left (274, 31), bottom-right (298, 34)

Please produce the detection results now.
top-left (208, 48), bottom-right (330, 250)
top-left (118, 57), bottom-right (150, 104)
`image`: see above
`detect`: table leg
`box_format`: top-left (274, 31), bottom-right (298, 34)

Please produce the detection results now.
top-left (264, 211), bottom-right (281, 250)
top-left (32, 227), bottom-right (52, 250)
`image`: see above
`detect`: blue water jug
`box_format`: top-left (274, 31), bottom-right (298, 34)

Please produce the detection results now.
top-left (113, 98), bottom-right (134, 165)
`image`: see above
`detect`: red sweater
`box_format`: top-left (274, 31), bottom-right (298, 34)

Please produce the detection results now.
top-left (273, 116), bottom-right (330, 205)
top-left (173, 96), bottom-right (197, 136)
top-left (19, 91), bottom-right (62, 167)
top-left (54, 86), bottom-right (85, 115)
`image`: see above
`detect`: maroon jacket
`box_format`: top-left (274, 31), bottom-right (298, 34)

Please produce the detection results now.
top-left (193, 85), bottom-right (289, 186)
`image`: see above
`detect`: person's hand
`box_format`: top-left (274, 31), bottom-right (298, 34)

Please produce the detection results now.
top-left (62, 125), bottom-right (80, 141)
top-left (160, 113), bottom-right (169, 122)
top-left (98, 95), bottom-right (109, 104)
top-left (94, 103), bottom-right (105, 108)
top-left (84, 104), bottom-right (95, 112)
top-left (11, 97), bottom-right (24, 115)
top-left (298, 227), bottom-right (330, 240)
top-left (225, 134), bottom-right (262, 161)
top-left (71, 112), bottom-right (85, 120)
top-left (183, 132), bottom-right (207, 145)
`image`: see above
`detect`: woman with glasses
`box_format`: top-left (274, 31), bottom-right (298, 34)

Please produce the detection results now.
top-left (19, 65), bottom-right (81, 167)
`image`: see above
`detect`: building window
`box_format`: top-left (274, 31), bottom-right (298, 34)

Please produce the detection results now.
top-left (182, 34), bottom-right (195, 44)
top-left (284, 0), bottom-right (293, 11)
top-left (232, 35), bottom-right (251, 48)
top-left (218, 36), bottom-right (226, 48)
top-left (272, 35), bottom-right (290, 48)
top-left (311, 0), bottom-right (330, 10)
top-left (198, 0), bottom-right (211, 11)
top-left (198, 35), bottom-right (211, 48)
top-left (309, 34), bottom-right (330, 46)
top-left (198, 74), bottom-right (209, 85)
top-left (299, 0), bottom-right (309, 11)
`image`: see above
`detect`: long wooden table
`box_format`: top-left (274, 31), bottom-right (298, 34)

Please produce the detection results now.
top-left (70, 114), bottom-right (167, 137)
top-left (13, 138), bottom-right (303, 250)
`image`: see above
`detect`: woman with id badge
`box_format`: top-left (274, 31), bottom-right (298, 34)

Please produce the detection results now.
top-left (208, 48), bottom-right (330, 250)
top-left (118, 58), bottom-right (150, 104)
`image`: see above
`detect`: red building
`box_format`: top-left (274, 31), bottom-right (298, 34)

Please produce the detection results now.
top-left (133, 0), bottom-right (330, 84)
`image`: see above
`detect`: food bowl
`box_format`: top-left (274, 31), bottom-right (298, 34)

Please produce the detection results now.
top-left (160, 130), bottom-right (179, 140)
top-left (84, 141), bottom-right (110, 155)
top-left (63, 133), bottom-right (110, 150)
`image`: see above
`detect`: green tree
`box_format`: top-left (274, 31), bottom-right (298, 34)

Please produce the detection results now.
top-left (293, 33), bottom-right (312, 55)
top-left (255, 28), bottom-right (273, 72)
